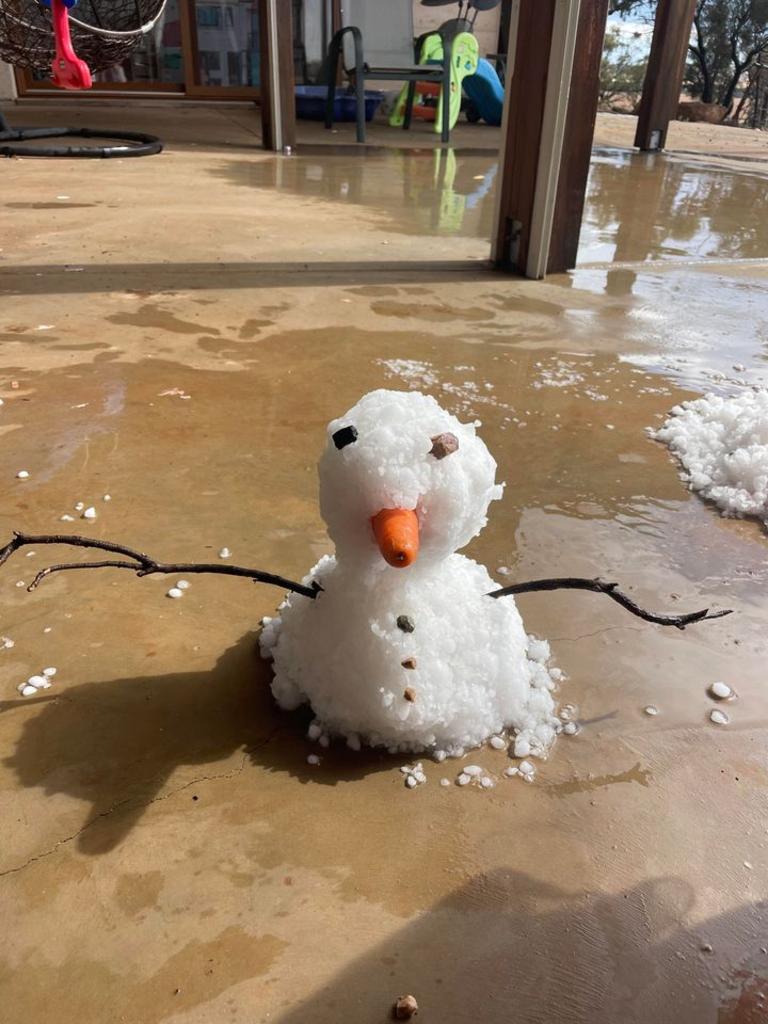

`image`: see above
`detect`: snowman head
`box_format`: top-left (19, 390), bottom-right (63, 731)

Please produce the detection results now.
top-left (319, 389), bottom-right (504, 568)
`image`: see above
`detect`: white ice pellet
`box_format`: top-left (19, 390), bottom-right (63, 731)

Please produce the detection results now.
top-left (176, 580), bottom-right (191, 590)
top-left (218, 547), bottom-right (232, 559)
top-left (27, 675), bottom-right (47, 687)
top-left (102, 494), bottom-right (112, 502)
top-left (457, 773), bottom-right (471, 786)
top-left (504, 766), bottom-right (519, 777)
top-left (15, 581), bottom-right (25, 588)
top-left (514, 737), bottom-right (531, 757)
top-left (440, 778), bottom-right (450, 787)
top-left (489, 736), bottom-right (506, 750)
top-left (463, 765), bottom-right (482, 776)
top-left (710, 708), bottom-right (730, 726)
top-left (527, 638), bottom-right (550, 663)
top-left (60, 514), bottom-right (75, 522)
top-left (480, 777), bottom-right (494, 789)
top-left (307, 722), bottom-right (322, 741)
top-left (2, 637), bottom-right (15, 649)
top-left (42, 667), bottom-right (56, 677)
top-left (307, 754), bottom-right (320, 765)
top-left (414, 771), bottom-right (426, 784)
top-left (167, 587), bottom-right (184, 599)
top-left (399, 766), bottom-right (411, 774)
top-left (433, 749), bottom-right (447, 762)
top-left (318, 734), bottom-right (330, 748)
top-left (21, 684), bottom-right (38, 697)
top-left (82, 507), bottom-right (97, 520)
top-left (709, 681), bottom-right (734, 700)
top-left (644, 705), bottom-right (659, 716)
top-left (16, 470), bottom-right (29, 479)
top-left (563, 722), bottom-right (578, 735)
top-left (74, 502), bottom-right (85, 511)
top-left (405, 775), bottom-right (418, 788)
top-left (518, 760), bottom-right (535, 776)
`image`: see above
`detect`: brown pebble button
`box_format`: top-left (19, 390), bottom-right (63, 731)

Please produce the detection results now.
top-left (403, 687), bottom-right (416, 703)
top-left (429, 432), bottom-right (459, 459)
top-left (401, 657), bottom-right (417, 669)
top-left (397, 615), bottom-right (415, 633)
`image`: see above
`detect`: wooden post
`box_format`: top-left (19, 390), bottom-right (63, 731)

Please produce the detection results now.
top-left (547, 0), bottom-right (610, 273)
top-left (258, 0), bottom-right (297, 152)
top-left (491, 0), bottom-right (584, 278)
top-left (634, 0), bottom-right (697, 151)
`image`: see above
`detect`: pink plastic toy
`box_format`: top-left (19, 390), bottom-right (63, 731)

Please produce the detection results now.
top-left (50, 0), bottom-right (92, 90)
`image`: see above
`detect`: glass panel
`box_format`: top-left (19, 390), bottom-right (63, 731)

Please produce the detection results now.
top-left (295, 0), bottom-right (328, 84)
top-left (91, 0), bottom-right (185, 85)
top-left (192, 0), bottom-right (261, 87)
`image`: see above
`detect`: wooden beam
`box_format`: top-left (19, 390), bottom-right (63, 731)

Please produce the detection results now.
top-left (492, 0), bottom-right (585, 278)
top-left (634, 0), bottom-right (697, 151)
top-left (547, 0), bottom-right (610, 272)
top-left (258, 0), bottom-right (297, 152)
top-left (491, 0), bottom-right (557, 273)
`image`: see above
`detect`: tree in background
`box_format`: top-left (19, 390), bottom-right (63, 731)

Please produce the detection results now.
top-left (599, 26), bottom-right (648, 110)
top-left (607, 0), bottom-right (768, 123)
top-left (687, 0), bottom-right (768, 110)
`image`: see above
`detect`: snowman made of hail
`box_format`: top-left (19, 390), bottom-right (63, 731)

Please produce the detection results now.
top-left (260, 389), bottom-right (561, 759)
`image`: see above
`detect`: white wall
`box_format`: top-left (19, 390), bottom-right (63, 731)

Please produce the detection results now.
top-left (0, 61), bottom-right (17, 101)
top-left (413, 4), bottom-right (501, 60)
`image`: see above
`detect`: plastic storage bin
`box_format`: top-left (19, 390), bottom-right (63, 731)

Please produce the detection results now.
top-left (295, 86), bottom-right (384, 122)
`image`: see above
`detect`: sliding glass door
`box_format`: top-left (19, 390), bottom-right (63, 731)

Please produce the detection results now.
top-left (16, 0), bottom-right (325, 98)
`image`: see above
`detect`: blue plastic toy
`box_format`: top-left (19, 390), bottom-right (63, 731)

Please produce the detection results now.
top-left (462, 57), bottom-right (504, 126)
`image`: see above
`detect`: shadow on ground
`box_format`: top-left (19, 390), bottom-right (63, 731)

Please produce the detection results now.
top-left (2, 630), bottom-right (394, 856)
top-left (273, 868), bottom-right (768, 1024)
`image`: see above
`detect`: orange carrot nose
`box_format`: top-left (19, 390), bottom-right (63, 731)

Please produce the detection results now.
top-left (371, 507), bottom-right (419, 568)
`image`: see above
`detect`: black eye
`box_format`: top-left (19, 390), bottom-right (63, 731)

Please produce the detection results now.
top-left (333, 425), bottom-right (358, 450)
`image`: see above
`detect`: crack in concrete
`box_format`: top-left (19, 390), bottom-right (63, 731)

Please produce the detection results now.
top-left (549, 624), bottom-right (648, 643)
top-left (0, 738), bottom-right (272, 880)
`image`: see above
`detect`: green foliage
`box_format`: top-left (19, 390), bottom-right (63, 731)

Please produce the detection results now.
top-left (600, 25), bottom-right (648, 110)
top-left (687, 0), bottom-right (768, 109)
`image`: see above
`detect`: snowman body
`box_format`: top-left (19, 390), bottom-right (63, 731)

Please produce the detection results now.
top-left (260, 390), bottom-right (558, 755)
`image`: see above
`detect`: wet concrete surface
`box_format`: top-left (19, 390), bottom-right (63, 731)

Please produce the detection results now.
top-left (1, 108), bottom-right (768, 1023)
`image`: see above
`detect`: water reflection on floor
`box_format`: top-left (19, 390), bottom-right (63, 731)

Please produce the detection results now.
top-left (213, 143), bottom-right (768, 266)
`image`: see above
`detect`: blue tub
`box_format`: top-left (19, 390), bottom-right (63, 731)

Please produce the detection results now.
top-left (295, 85), bottom-right (384, 123)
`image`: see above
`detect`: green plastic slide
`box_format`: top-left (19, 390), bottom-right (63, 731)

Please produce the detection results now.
top-left (389, 31), bottom-right (479, 134)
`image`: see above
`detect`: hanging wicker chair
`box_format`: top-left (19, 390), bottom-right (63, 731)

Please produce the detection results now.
top-left (0, 0), bottom-right (167, 156)
top-left (0, 0), bottom-right (167, 73)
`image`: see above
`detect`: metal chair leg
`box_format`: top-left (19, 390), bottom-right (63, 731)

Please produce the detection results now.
top-left (441, 60), bottom-right (451, 143)
top-left (403, 80), bottom-right (417, 130)
top-left (354, 69), bottom-right (365, 143)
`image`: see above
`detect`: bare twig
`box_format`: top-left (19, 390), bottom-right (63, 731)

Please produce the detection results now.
top-left (0, 532), bottom-right (320, 599)
top-left (488, 577), bottom-right (732, 630)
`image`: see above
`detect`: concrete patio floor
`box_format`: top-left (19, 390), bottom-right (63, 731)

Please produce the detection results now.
top-left (1, 105), bottom-right (767, 1024)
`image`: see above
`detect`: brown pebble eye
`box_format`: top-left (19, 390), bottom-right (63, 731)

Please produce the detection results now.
top-left (429, 432), bottom-right (459, 459)
top-left (333, 425), bottom-right (358, 450)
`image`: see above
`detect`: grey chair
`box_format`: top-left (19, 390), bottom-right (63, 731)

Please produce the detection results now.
top-left (324, 0), bottom-right (457, 143)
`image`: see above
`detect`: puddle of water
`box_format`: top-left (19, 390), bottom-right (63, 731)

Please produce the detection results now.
top-left (545, 762), bottom-right (652, 796)
top-left (580, 148), bottom-right (768, 264)
top-left (209, 144), bottom-right (768, 266)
